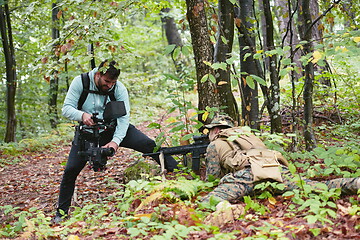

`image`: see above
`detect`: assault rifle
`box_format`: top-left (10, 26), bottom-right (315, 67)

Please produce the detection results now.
top-left (143, 134), bottom-right (210, 173)
top-left (76, 101), bottom-right (126, 172)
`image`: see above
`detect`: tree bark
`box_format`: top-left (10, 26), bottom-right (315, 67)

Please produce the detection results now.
top-left (161, 8), bottom-right (183, 47)
top-left (160, 8), bottom-right (185, 75)
top-left (0, 3), bottom-right (17, 142)
top-left (235, 0), bottom-right (260, 129)
top-left (310, 0), bottom-right (331, 87)
top-left (262, 0), bottom-right (282, 133)
top-left (274, 0), bottom-right (302, 80)
top-left (213, 0), bottom-right (239, 122)
top-left (186, 0), bottom-right (220, 122)
top-left (298, 0), bottom-right (316, 150)
top-left (88, 43), bottom-right (96, 69)
top-left (49, 2), bottom-right (60, 129)
top-left (341, 1), bottom-right (357, 29)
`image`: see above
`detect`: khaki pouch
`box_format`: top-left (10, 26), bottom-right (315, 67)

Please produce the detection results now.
top-left (247, 149), bottom-right (283, 183)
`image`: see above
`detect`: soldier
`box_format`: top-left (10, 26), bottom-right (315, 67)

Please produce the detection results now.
top-left (201, 114), bottom-right (360, 203)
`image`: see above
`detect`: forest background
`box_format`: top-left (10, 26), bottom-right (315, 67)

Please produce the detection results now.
top-left (0, 0), bottom-right (359, 239)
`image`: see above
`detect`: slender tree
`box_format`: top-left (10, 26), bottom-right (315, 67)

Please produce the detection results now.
top-left (235, 0), bottom-right (260, 129)
top-left (186, 0), bottom-right (220, 122)
top-left (310, 0), bottom-right (331, 87)
top-left (213, 0), bottom-right (238, 122)
top-left (0, 2), bottom-right (17, 142)
top-left (274, 0), bottom-right (302, 81)
top-left (49, 2), bottom-right (60, 128)
top-left (160, 8), bottom-right (185, 74)
top-left (161, 8), bottom-right (183, 48)
top-left (262, 0), bottom-right (282, 133)
top-left (298, 0), bottom-right (316, 150)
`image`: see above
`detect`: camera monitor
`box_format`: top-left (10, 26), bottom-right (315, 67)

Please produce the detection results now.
top-left (103, 101), bottom-right (126, 121)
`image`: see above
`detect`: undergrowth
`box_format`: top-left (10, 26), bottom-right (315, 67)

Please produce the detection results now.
top-left (0, 123), bottom-right (73, 167)
top-left (0, 108), bottom-right (359, 239)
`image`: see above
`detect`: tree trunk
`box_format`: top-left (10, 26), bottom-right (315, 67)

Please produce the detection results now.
top-left (278, 0), bottom-right (301, 150)
top-left (213, 0), bottom-right (239, 122)
top-left (298, 0), bottom-right (316, 150)
top-left (262, 0), bottom-right (282, 133)
top-left (235, 0), bottom-right (260, 129)
top-left (186, 0), bottom-right (220, 122)
top-left (274, 0), bottom-right (302, 80)
top-left (161, 8), bottom-right (183, 47)
top-left (341, 1), bottom-right (357, 29)
top-left (0, 3), bottom-right (17, 142)
top-left (88, 43), bottom-right (96, 69)
top-left (310, 0), bottom-right (331, 87)
top-left (160, 8), bottom-right (186, 76)
top-left (49, 2), bottom-right (60, 129)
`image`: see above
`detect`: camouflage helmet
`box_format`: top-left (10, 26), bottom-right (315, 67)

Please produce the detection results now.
top-left (204, 115), bottom-right (235, 129)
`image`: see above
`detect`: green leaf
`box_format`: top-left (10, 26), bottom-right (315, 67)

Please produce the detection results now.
top-left (163, 73), bottom-right (180, 81)
top-left (279, 68), bottom-right (289, 77)
top-left (281, 58), bottom-right (292, 65)
top-left (250, 74), bottom-right (266, 86)
top-left (212, 62), bottom-right (227, 70)
top-left (309, 228), bottom-right (321, 236)
top-left (327, 201), bottom-right (337, 208)
top-left (305, 215), bottom-right (318, 224)
top-left (324, 168), bottom-right (334, 175)
top-left (253, 53), bottom-right (262, 59)
top-left (181, 46), bottom-right (191, 56)
top-left (221, 36), bottom-right (228, 44)
top-left (164, 44), bottom-right (176, 55)
top-left (226, 55), bottom-right (237, 65)
top-left (147, 122), bottom-right (161, 129)
top-left (203, 61), bottom-right (212, 66)
top-left (245, 76), bottom-right (255, 89)
top-left (201, 74), bottom-right (209, 83)
top-left (209, 74), bottom-right (216, 83)
top-left (181, 133), bottom-right (194, 141)
top-left (172, 47), bottom-right (181, 59)
top-left (243, 53), bottom-right (251, 61)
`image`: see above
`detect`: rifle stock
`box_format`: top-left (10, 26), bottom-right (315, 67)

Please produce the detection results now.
top-left (143, 134), bottom-right (209, 172)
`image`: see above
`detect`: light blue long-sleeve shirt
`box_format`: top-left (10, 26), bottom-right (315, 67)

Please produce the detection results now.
top-left (62, 68), bottom-right (130, 145)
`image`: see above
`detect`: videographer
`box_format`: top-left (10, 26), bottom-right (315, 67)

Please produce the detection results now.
top-left (53, 60), bottom-right (178, 223)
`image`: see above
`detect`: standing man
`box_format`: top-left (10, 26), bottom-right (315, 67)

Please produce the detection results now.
top-left (201, 114), bottom-right (359, 203)
top-left (53, 60), bottom-right (178, 223)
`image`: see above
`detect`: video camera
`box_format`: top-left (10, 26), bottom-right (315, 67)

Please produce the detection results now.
top-left (76, 101), bottom-right (126, 172)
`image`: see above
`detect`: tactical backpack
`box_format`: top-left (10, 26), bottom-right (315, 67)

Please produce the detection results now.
top-left (77, 72), bottom-right (116, 110)
top-left (218, 127), bottom-right (289, 182)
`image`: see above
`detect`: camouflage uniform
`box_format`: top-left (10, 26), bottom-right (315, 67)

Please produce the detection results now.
top-left (202, 116), bottom-right (360, 203)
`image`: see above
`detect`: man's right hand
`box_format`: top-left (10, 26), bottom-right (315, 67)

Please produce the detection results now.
top-left (82, 112), bottom-right (95, 126)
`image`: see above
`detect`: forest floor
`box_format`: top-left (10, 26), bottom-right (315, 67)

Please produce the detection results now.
top-left (0, 118), bottom-right (359, 239)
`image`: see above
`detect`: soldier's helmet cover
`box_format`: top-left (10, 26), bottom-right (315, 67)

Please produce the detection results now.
top-left (204, 115), bottom-right (235, 129)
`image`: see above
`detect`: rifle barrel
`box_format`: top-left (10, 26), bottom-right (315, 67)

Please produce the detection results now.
top-left (142, 142), bottom-right (209, 172)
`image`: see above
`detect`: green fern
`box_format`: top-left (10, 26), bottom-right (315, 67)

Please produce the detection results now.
top-left (153, 178), bottom-right (212, 199)
top-left (134, 178), bottom-right (214, 212)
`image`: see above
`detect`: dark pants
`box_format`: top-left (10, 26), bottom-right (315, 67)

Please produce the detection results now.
top-left (56, 124), bottom-right (178, 216)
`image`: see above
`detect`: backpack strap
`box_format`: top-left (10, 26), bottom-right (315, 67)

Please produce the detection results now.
top-left (78, 73), bottom-right (90, 110)
top-left (108, 89), bottom-right (116, 101)
top-left (77, 72), bottom-right (116, 110)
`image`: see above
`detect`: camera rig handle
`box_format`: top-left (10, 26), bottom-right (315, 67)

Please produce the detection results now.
top-left (76, 101), bottom-right (126, 172)
top-left (77, 113), bottom-right (115, 172)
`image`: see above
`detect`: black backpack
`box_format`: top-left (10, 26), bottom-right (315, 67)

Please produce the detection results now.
top-left (77, 72), bottom-right (116, 110)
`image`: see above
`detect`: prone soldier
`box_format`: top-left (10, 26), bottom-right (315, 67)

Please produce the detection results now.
top-left (201, 114), bottom-right (360, 203)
